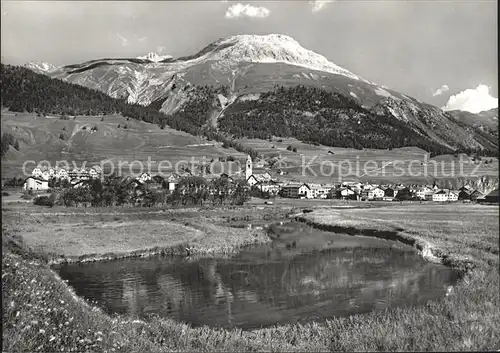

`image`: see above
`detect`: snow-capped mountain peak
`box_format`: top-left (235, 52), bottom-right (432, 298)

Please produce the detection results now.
top-left (24, 61), bottom-right (57, 74)
top-left (137, 52), bottom-right (173, 62)
top-left (201, 34), bottom-right (364, 81)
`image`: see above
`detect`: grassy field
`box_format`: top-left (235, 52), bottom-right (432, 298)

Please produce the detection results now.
top-left (2, 112), bottom-right (497, 185)
top-left (1, 112), bottom-right (247, 178)
top-left (2, 202), bottom-right (499, 351)
top-left (1, 204), bottom-right (272, 263)
top-left (238, 136), bottom-right (499, 184)
top-left (298, 203), bottom-right (499, 270)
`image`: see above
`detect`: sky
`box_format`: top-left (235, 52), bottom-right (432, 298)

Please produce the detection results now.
top-left (1, 0), bottom-right (497, 112)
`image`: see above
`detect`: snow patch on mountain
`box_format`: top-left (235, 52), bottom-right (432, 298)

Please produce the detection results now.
top-left (126, 70), bottom-right (149, 104)
top-left (239, 93), bottom-right (261, 101)
top-left (24, 61), bottom-right (57, 74)
top-left (137, 52), bottom-right (173, 62)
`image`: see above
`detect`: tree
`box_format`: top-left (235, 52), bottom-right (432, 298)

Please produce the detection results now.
top-left (1, 133), bottom-right (17, 157)
top-left (33, 195), bottom-right (54, 207)
top-left (286, 145), bottom-right (293, 151)
top-left (395, 188), bottom-right (414, 201)
top-left (231, 180), bottom-right (250, 205)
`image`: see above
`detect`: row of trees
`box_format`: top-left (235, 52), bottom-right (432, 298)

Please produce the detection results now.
top-left (41, 175), bottom-right (251, 208)
top-left (0, 64), bottom-right (174, 127)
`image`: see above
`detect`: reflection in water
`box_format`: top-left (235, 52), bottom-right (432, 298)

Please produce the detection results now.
top-left (55, 224), bottom-right (458, 329)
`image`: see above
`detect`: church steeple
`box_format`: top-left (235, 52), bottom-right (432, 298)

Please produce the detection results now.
top-left (245, 155), bottom-right (253, 181)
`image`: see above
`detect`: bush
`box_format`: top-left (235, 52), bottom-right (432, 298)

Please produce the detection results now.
top-left (286, 145), bottom-right (293, 151)
top-left (33, 195), bottom-right (54, 207)
top-left (2, 191), bottom-right (10, 196)
top-left (292, 147), bottom-right (297, 153)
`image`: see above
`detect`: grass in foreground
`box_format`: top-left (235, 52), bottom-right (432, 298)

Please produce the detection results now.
top-left (2, 203), bottom-right (500, 351)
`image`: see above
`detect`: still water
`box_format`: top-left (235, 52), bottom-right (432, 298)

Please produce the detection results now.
top-left (55, 222), bottom-right (458, 329)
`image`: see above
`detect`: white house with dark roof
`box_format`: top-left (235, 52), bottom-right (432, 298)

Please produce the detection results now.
top-left (247, 172), bottom-right (274, 187)
top-left (89, 166), bottom-right (102, 179)
top-left (368, 187), bottom-right (385, 200)
top-left (447, 191), bottom-right (459, 202)
top-left (138, 172), bottom-right (152, 183)
top-left (89, 168), bottom-right (99, 179)
top-left (280, 182), bottom-right (305, 198)
top-left (55, 168), bottom-right (69, 180)
top-left (41, 170), bottom-right (50, 181)
top-left (432, 190), bottom-right (448, 202)
top-left (416, 186), bottom-right (434, 200)
top-left (23, 177), bottom-right (49, 191)
top-left (339, 187), bottom-right (357, 200)
top-left (32, 167), bottom-right (43, 179)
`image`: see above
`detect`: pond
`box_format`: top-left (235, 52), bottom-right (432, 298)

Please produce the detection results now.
top-left (54, 222), bottom-right (458, 330)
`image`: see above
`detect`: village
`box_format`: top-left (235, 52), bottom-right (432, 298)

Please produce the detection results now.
top-left (13, 155), bottom-right (499, 204)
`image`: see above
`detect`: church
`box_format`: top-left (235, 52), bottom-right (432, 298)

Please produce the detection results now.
top-left (245, 155), bottom-right (278, 193)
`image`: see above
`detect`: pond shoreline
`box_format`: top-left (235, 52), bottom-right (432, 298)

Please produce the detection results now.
top-left (47, 234), bottom-right (273, 265)
top-left (295, 211), bottom-right (477, 277)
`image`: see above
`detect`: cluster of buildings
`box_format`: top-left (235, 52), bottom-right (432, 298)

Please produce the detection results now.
top-left (23, 165), bottom-right (103, 191)
top-left (244, 156), bottom-right (498, 203)
top-left (19, 156), bottom-right (499, 204)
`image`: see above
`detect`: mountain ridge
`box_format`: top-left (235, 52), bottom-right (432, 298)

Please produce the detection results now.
top-left (9, 34), bottom-right (498, 156)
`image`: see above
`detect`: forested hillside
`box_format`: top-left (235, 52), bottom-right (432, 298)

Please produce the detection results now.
top-left (0, 64), bottom-right (260, 159)
top-left (2, 64), bottom-right (495, 158)
top-left (0, 64), bottom-right (169, 124)
top-left (218, 86), bottom-right (458, 156)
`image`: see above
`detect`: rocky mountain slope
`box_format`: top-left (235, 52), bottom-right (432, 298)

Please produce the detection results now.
top-left (24, 61), bottom-right (57, 75)
top-left (20, 34), bottom-right (499, 154)
top-left (447, 108), bottom-right (498, 138)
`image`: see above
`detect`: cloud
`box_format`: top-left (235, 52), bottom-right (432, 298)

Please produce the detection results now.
top-left (432, 84), bottom-right (450, 97)
top-left (441, 84), bottom-right (498, 114)
top-left (225, 3), bottom-right (270, 19)
top-left (310, 0), bottom-right (335, 13)
top-left (116, 33), bottom-right (129, 47)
